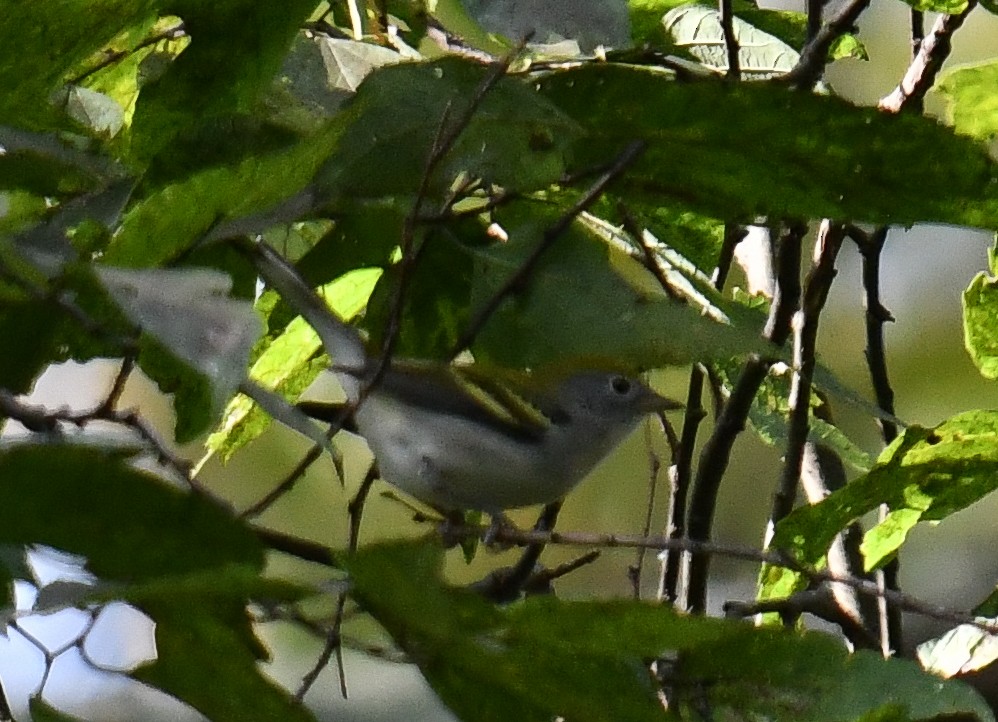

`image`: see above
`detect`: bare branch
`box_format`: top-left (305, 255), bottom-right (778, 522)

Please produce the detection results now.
top-left (771, 222), bottom-right (844, 525)
top-left (879, 2), bottom-right (977, 113)
top-left (858, 226), bottom-right (904, 656)
top-left (659, 225), bottom-right (741, 605)
top-left (683, 223), bottom-right (803, 613)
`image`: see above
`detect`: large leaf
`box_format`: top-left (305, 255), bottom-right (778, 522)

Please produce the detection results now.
top-left (314, 57), bottom-right (583, 201)
top-left (766, 411), bottom-right (998, 601)
top-left (359, 200), bottom-right (767, 368)
top-left (205, 268), bottom-right (382, 462)
top-left (0, 445), bottom-right (264, 581)
top-left (345, 540), bottom-right (993, 722)
top-left (535, 64), bottom-right (998, 228)
top-left (128, 0), bottom-right (318, 163)
top-left (106, 123), bottom-right (342, 267)
top-left (663, 4), bottom-right (799, 78)
top-left (0, 2), bottom-right (157, 130)
top-left (126, 568), bottom-right (316, 722)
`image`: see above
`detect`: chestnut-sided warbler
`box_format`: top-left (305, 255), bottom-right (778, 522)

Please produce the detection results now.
top-left (248, 241), bottom-right (681, 515)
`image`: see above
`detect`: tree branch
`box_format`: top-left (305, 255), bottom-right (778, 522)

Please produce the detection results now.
top-left (879, 2), bottom-right (977, 114)
top-left (781, 0), bottom-right (872, 90)
top-left (683, 223), bottom-right (803, 613)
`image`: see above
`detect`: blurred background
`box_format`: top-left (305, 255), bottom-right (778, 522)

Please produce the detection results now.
top-left (2, 1), bottom-right (997, 719)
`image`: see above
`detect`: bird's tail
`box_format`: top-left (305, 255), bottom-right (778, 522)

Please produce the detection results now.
top-left (241, 239), bottom-right (368, 400)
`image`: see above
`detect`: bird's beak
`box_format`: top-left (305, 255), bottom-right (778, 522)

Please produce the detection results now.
top-left (638, 388), bottom-right (684, 414)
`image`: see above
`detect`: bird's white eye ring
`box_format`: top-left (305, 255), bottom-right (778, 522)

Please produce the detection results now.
top-left (610, 376), bottom-right (632, 395)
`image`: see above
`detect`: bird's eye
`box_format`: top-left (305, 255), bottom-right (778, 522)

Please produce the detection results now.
top-left (610, 376), bottom-right (632, 395)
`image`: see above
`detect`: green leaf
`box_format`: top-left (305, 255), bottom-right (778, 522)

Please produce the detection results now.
top-left (318, 37), bottom-right (406, 93)
top-left (138, 336), bottom-right (217, 442)
top-left (918, 617), bottom-right (998, 678)
top-left (346, 540), bottom-right (993, 722)
top-left (128, 0), bottom-right (319, 162)
top-left (900, 0), bottom-right (968, 13)
top-left (97, 265), bottom-right (263, 436)
top-left (362, 200), bottom-right (766, 368)
top-left (129, 567), bottom-right (316, 722)
top-left (536, 64), bottom-right (998, 228)
top-left (29, 697), bottom-right (88, 722)
top-left (963, 264), bottom-right (998, 375)
top-left (939, 60), bottom-right (998, 143)
top-left (0, 445), bottom-right (264, 581)
top-left (663, 5), bottom-right (799, 77)
top-left (315, 57), bottom-right (582, 201)
top-left (430, 0), bottom-right (513, 56)
top-left (771, 411), bottom-right (998, 577)
top-left (630, 0), bottom-right (691, 46)
top-left (828, 33), bottom-right (868, 61)
top-left (106, 123), bottom-right (342, 267)
top-left (744, 368), bottom-right (874, 473)
top-left (205, 268), bottom-right (382, 461)
top-left (0, 298), bottom-right (63, 394)
top-left (0, 3), bottom-right (157, 130)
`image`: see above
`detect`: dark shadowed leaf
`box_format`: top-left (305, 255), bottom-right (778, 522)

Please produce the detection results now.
top-left (0, 445), bottom-right (263, 581)
top-left (345, 540), bottom-right (992, 722)
top-left (536, 64), bottom-right (998, 228)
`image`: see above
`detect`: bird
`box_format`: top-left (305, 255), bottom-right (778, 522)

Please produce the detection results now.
top-left (246, 240), bottom-right (681, 517)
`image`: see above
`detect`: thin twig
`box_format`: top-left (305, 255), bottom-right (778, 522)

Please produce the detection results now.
top-left (719, 0), bottom-right (741, 80)
top-left (806, 0), bottom-right (823, 41)
top-left (453, 140), bottom-right (646, 356)
top-left (683, 224), bottom-right (803, 613)
top-left (858, 226), bottom-right (903, 656)
top-left (659, 227), bottom-right (741, 605)
top-left (879, 2), bottom-right (976, 113)
top-left (249, 523), bottom-right (998, 634)
top-left (295, 594), bottom-right (348, 701)
top-left (911, 10), bottom-right (925, 57)
top-left (770, 222), bottom-right (843, 524)
top-left (631, 417), bottom-right (667, 599)
top-left (241, 439), bottom-right (328, 518)
top-left (481, 527), bottom-right (998, 634)
top-left (619, 203), bottom-right (682, 302)
top-left (348, 466), bottom-right (379, 552)
top-left (781, 0), bottom-right (872, 90)
top-left (0, 389), bottom-right (195, 484)
top-left (100, 355), bottom-right (135, 412)
top-left (482, 502), bottom-right (564, 603)
top-left (373, 44), bottom-right (524, 394)
top-left (254, 527), bottom-right (338, 566)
